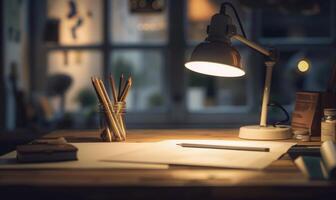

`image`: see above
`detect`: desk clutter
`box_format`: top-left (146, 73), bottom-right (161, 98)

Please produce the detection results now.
top-left (291, 62), bottom-right (336, 140)
top-left (91, 74), bottom-right (132, 142)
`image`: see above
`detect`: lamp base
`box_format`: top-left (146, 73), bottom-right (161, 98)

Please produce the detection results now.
top-left (239, 125), bottom-right (292, 140)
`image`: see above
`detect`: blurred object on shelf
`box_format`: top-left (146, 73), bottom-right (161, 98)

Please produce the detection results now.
top-left (43, 19), bottom-right (60, 43)
top-left (46, 74), bottom-right (73, 116)
top-left (292, 62), bottom-right (336, 136)
top-left (129, 0), bottom-right (165, 13)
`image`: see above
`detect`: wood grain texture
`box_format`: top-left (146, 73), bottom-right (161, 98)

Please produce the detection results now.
top-left (0, 129), bottom-right (335, 200)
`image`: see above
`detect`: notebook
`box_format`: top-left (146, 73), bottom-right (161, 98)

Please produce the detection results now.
top-left (16, 137), bottom-right (78, 163)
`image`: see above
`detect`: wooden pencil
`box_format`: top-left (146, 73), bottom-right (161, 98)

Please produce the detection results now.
top-left (120, 77), bottom-right (132, 101)
top-left (97, 79), bottom-right (124, 140)
top-left (92, 78), bottom-right (121, 141)
top-left (120, 76), bottom-right (131, 100)
top-left (118, 73), bottom-right (124, 101)
top-left (91, 77), bottom-right (115, 141)
top-left (109, 74), bottom-right (118, 104)
top-left (114, 74), bottom-right (131, 139)
top-left (115, 102), bottom-right (126, 140)
top-left (98, 78), bottom-right (126, 140)
top-left (104, 127), bottom-right (113, 142)
top-left (97, 78), bottom-right (123, 141)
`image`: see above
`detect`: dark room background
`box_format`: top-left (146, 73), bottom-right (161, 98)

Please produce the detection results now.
top-left (1, 0), bottom-right (335, 131)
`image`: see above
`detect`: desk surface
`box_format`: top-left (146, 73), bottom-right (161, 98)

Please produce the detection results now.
top-left (0, 129), bottom-right (335, 200)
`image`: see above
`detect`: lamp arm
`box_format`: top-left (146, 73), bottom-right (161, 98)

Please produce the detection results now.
top-left (232, 35), bottom-right (277, 127)
top-left (232, 34), bottom-right (273, 59)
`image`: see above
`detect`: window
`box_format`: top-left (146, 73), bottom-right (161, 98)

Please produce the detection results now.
top-left (40, 0), bottom-right (336, 128)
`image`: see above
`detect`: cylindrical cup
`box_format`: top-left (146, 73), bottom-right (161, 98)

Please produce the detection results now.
top-left (98, 102), bottom-right (126, 142)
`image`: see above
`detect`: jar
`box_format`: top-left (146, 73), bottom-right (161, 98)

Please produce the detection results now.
top-left (321, 108), bottom-right (336, 142)
top-left (98, 102), bottom-right (127, 142)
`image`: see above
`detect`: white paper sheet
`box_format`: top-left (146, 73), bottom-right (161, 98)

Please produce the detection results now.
top-left (0, 143), bottom-right (168, 169)
top-left (102, 140), bottom-right (296, 170)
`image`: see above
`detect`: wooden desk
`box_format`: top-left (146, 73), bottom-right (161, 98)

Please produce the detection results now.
top-left (0, 129), bottom-right (335, 200)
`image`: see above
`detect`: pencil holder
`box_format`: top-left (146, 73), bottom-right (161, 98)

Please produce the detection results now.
top-left (98, 102), bottom-right (127, 142)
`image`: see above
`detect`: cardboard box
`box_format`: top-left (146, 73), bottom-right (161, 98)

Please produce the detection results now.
top-left (292, 92), bottom-right (336, 136)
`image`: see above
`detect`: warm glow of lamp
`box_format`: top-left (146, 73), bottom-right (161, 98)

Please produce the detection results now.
top-left (297, 59), bottom-right (310, 73)
top-left (185, 61), bottom-right (245, 77)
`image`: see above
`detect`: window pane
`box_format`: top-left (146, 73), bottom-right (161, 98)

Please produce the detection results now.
top-left (271, 49), bottom-right (333, 106)
top-left (110, 0), bottom-right (167, 44)
top-left (186, 48), bottom-right (251, 112)
top-left (110, 50), bottom-right (166, 111)
top-left (47, 0), bottom-right (102, 45)
top-left (187, 0), bottom-right (252, 43)
top-left (47, 50), bottom-right (102, 112)
top-left (260, 0), bottom-right (332, 39)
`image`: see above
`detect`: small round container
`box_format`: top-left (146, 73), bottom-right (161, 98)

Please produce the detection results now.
top-left (97, 102), bottom-right (127, 142)
top-left (321, 108), bottom-right (336, 142)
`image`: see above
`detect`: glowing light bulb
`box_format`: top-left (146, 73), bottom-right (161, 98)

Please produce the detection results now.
top-left (185, 61), bottom-right (245, 77)
top-left (297, 59), bottom-right (310, 73)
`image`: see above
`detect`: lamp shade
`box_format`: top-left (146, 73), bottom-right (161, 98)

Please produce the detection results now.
top-left (185, 41), bottom-right (245, 77)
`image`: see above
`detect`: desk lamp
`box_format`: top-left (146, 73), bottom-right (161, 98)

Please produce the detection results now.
top-left (185, 2), bottom-right (291, 140)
